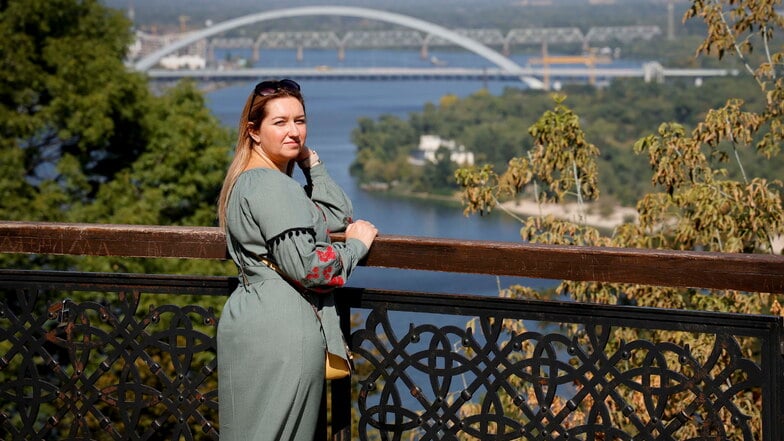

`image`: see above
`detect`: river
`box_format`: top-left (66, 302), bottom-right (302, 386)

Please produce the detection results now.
top-left (205, 48), bottom-right (563, 295)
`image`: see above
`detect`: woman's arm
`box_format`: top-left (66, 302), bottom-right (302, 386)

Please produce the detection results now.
top-left (298, 148), bottom-right (355, 232)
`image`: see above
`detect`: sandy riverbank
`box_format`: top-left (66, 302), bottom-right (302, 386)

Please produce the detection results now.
top-left (499, 199), bottom-right (638, 231)
top-left (499, 198), bottom-right (783, 253)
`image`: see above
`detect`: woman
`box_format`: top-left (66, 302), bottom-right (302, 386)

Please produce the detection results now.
top-left (216, 79), bottom-right (377, 440)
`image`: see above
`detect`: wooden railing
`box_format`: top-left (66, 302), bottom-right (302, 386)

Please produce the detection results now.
top-left (2, 221), bottom-right (783, 293)
top-left (1, 221), bottom-right (783, 440)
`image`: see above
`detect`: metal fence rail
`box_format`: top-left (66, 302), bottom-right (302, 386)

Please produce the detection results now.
top-left (1, 270), bottom-right (781, 440)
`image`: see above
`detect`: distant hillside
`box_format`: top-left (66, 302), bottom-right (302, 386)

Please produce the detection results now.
top-left (349, 76), bottom-right (781, 206)
top-left (101, 0), bottom-right (686, 35)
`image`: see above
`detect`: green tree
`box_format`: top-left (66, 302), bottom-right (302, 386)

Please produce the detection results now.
top-left (350, 115), bottom-right (418, 190)
top-left (0, 0), bottom-right (234, 274)
top-left (2, 0), bottom-right (145, 220)
top-left (421, 145), bottom-right (459, 194)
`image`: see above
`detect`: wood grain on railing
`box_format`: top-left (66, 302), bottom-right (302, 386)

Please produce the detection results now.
top-left (1, 221), bottom-right (783, 293)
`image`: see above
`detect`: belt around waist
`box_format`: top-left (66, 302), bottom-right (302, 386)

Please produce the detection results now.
top-left (239, 264), bottom-right (281, 284)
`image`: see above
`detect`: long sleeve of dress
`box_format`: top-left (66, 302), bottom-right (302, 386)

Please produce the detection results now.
top-left (269, 228), bottom-right (366, 291)
top-left (304, 163), bottom-right (355, 233)
top-left (237, 166), bottom-right (367, 292)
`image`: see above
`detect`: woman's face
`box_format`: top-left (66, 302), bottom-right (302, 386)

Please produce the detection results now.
top-left (250, 96), bottom-right (307, 165)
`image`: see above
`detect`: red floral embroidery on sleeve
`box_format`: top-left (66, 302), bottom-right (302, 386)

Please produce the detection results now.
top-left (316, 246), bottom-right (337, 263)
top-left (322, 266), bottom-right (334, 280)
top-left (327, 276), bottom-right (345, 287)
top-left (306, 267), bottom-right (320, 280)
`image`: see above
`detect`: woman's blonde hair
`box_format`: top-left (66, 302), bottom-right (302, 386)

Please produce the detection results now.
top-left (217, 81), bottom-right (305, 230)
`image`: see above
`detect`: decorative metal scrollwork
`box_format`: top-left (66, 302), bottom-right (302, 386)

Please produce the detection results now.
top-left (0, 289), bottom-right (219, 440)
top-left (352, 307), bottom-right (763, 441)
top-left (1, 277), bottom-right (776, 441)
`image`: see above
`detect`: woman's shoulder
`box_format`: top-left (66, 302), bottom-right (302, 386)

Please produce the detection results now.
top-left (233, 168), bottom-right (305, 205)
top-left (236, 168), bottom-right (299, 190)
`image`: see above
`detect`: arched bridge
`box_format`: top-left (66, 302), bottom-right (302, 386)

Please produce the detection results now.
top-left (133, 5), bottom-right (545, 89)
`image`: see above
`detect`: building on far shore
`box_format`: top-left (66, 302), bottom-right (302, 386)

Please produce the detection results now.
top-left (159, 54), bottom-right (206, 70)
top-left (409, 135), bottom-right (475, 166)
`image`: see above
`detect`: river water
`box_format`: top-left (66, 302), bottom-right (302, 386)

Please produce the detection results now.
top-left (205, 48), bottom-right (562, 295)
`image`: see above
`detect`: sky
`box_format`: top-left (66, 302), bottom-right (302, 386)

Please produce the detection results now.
top-left (102, 0), bottom-right (674, 33)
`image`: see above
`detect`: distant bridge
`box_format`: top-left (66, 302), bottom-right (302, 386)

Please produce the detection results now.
top-left (136, 25), bottom-right (661, 65)
top-left (133, 5), bottom-right (547, 89)
top-left (145, 65), bottom-right (740, 85)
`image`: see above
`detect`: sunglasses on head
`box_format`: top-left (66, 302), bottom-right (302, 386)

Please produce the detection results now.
top-left (247, 79), bottom-right (301, 121)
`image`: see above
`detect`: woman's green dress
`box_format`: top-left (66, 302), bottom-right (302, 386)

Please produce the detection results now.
top-left (218, 163), bottom-right (368, 441)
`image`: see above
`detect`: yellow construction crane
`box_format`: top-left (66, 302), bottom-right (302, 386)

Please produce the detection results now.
top-left (528, 42), bottom-right (612, 89)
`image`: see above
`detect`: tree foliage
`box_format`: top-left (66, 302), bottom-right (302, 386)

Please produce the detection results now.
top-left (453, 1), bottom-right (784, 299)
top-left (0, 0), bottom-right (234, 275)
top-left (2, 0), bottom-right (144, 217)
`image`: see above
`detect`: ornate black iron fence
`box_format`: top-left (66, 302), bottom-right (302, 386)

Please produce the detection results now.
top-left (1, 269), bottom-right (782, 440)
top-left (345, 288), bottom-right (784, 440)
top-left (0, 270), bottom-right (229, 441)
top-left (1, 222), bottom-right (783, 440)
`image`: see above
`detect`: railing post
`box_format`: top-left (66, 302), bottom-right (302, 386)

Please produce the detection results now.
top-left (777, 325), bottom-right (784, 440)
top-left (763, 319), bottom-right (784, 441)
top-left (315, 388), bottom-right (327, 441)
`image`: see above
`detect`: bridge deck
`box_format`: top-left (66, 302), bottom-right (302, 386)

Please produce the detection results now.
top-left (144, 66), bottom-right (739, 83)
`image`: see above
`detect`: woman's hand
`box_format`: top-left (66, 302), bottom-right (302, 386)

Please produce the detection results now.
top-left (296, 145), bottom-right (320, 169)
top-left (296, 145), bottom-right (312, 163)
top-left (345, 220), bottom-right (378, 250)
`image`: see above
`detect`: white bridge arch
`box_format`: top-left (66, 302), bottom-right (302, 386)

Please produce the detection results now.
top-left (133, 5), bottom-right (544, 89)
